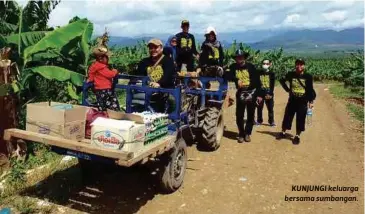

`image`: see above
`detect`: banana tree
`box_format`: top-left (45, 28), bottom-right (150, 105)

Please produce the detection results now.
top-left (1, 19), bottom-right (94, 100)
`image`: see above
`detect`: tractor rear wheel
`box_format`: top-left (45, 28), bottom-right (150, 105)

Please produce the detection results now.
top-left (197, 107), bottom-right (224, 151)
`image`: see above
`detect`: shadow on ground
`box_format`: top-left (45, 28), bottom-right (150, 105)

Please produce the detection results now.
top-left (223, 130), bottom-right (238, 141)
top-left (20, 161), bottom-right (167, 214)
top-left (256, 130), bottom-right (294, 142)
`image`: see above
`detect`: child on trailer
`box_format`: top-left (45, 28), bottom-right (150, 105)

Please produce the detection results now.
top-left (87, 46), bottom-right (120, 112)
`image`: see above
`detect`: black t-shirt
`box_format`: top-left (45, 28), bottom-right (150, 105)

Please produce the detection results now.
top-left (279, 71), bottom-right (316, 102)
top-left (258, 69), bottom-right (275, 96)
top-left (199, 41), bottom-right (224, 67)
top-left (136, 55), bottom-right (176, 88)
top-left (175, 32), bottom-right (198, 60)
top-left (225, 62), bottom-right (262, 96)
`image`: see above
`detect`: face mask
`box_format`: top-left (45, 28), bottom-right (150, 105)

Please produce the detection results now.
top-left (262, 64), bottom-right (270, 70)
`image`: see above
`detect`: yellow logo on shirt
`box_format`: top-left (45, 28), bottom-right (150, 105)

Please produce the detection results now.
top-left (208, 47), bottom-right (220, 59)
top-left (292, 79), bottom-right (305, 96)
top-left (147, 65), bottom-right (163, 82)
top-left (260, 75), bottom-right (270, 89)
top-left (235, 69), bottom-right (250, 86)
top-left (181, 38), bottom-right (192, 48)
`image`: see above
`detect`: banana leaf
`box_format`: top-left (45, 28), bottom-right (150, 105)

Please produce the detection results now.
top-left (23, 65), bottom-right (85, 87)
top-left (23, 19), bottom-right (92, 64)
top-left (67, 82), bottom-right (79, 100)
top-left (0, 35), bottom-right (6, 47)
top-left (5, 31), bottom-right (48, 49)
top-left (80, 21), bottom-right (93, 73)
top-left (30, 49), bottom-right (61, 61)
top-left (0, 21), bottom-right (17, 35)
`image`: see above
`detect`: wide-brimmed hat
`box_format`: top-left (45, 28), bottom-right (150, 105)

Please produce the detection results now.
top-left (93, 46), bottom-right (112, 57)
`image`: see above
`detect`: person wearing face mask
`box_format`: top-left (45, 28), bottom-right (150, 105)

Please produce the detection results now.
top-left (256, 59), bottom-right (276, 126)
top-left (225, 50), bottom-right (263, 143)
top-left (276, 59), bottom-right (316, 145)
top-left (198, 26), bottom-right (224, 77)
top-left (136, 38), bottom-right (176, 112)
top-left (175, 20), bottom-right (199, 72)
top-left (87, 46), bottom-right (120, 112)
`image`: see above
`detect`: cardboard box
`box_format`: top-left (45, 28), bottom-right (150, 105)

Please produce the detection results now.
top-left (26, 102), bottom-right (87, 141)
top-left (107, 109), bottom-right (144, 124)
top-left (91, 117), bottom-right (146, 154)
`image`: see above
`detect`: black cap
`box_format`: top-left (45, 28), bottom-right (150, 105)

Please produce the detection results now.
top-left (295, 58), bottom-right (305, 65)
top-left (181, 20), bottom-right (189, 26)
top-left (233, 49), bottom-right (249, 58)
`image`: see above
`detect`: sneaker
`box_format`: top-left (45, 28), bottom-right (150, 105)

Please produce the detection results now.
top-left (276, 132), bottom-right (286, 140)
top-left (269, 123), bottom-right (276, 127)
top-left (293, 136), bottom-right (300, 145)
top-left (255, 121), bottom-right (262, 126)
top-left (237, 137), bottom-right (245, 143)
top-left (244, 135), bottom-right (251, 142)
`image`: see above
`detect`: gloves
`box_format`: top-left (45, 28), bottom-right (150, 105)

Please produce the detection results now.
top-left (149, 82), bottom-right (160, 88)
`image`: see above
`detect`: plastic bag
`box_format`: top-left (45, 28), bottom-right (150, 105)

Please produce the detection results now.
top-left (85, 108), bottom-right (108, 139)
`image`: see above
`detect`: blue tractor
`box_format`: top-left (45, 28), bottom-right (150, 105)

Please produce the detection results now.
top-left (83, 74), bottom-right (228, 151)
top-left (80, 74), bottom-right (228, 192)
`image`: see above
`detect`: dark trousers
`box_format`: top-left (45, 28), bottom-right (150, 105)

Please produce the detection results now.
top-left (257, 97), bottom-right (274, 124)
top-left (282, 98), bottom-right (308, 133)
top-left (177, 56), bottom-right (194, 71)
top-left (236, 97), bottom-right (256, 136)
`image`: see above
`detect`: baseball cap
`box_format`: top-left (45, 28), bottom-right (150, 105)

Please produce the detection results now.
top-left (147, 38), bottom-right (163, 47)
top-left (181, 20), bottom-right (190, 26)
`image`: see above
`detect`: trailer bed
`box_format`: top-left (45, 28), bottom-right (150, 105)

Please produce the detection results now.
top-left (4, 128), bottom-right (176, 167)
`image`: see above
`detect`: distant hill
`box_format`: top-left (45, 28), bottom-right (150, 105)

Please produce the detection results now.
top-left (107, 27), bottom-right (364, 52)
top-left (248, 27), bottom-right (364, 52)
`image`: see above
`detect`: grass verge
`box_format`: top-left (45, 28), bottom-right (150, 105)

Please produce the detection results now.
top-left (329, 83), bottom-right (364, 123)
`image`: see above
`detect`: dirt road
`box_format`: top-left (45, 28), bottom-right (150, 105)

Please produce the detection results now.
top-left (21, 84), bottom-right (364, 214)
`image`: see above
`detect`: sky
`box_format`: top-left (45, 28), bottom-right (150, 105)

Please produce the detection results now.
top-left (16, 0), bottom-right (365, 37)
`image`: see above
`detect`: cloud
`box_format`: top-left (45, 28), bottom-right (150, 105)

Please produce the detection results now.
top-left (322, 10), bottom-right (347, 22)
top-left (14, 0), bottom-right (364, 37)
top-left (283, 14), bottom-right (301, 24)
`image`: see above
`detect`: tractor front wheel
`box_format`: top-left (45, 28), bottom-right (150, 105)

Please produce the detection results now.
top-left (159, 137), bottom-right (187, 193)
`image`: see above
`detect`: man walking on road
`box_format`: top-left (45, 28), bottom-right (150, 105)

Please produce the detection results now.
top-left (276, 59), bottom-right (316, 145)
top-left (256, 59), bottom-right (276, 126)
top-left (175, 20), bottom-right (199, 72)
top-left (225, 50), bottom-right (263, 143)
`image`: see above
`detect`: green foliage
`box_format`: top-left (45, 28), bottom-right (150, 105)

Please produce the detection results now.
top-left (0, 0), bottom-right (59, 35)
top-left (80, 20), bottom-right (93, 73)
top-left (329, 84), bottom-right (364, 98)
top-left (22, 1), bottom-right (61, 32)
top-left (23, 18), bottom-right (92, 66)
top-left (0, 0), bottom-right (21, 35)
top-left (12, 197), bottom-right (38, 214)
top-left (347, 103), bottom-right (364, 122)
top-left (23, 66), bottom-right (84, 86)
top-left (69, 16), bottom-right (81, 24)
top-left (109, 42), bottom-right (149, 73)
top-left (5, 31), bottom-right (47, 51)
top-left (6, 158), bottom-right (27, 188)
top-left (329, 83), bottom-right (364, 123)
